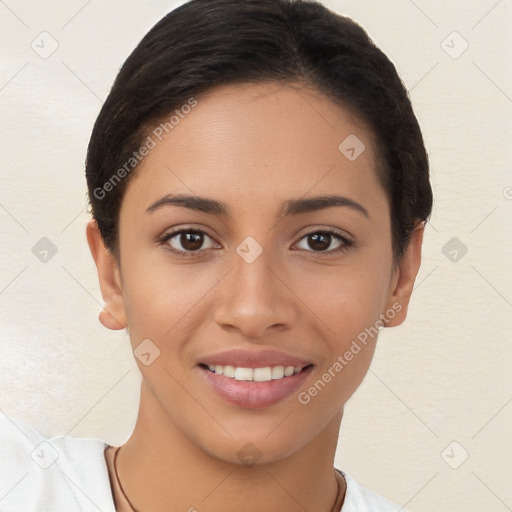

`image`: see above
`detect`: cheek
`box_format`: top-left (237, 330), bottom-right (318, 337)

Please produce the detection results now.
top-left (121, 257), bottom-right (218, 346)
top-left (121, 250), bottom-right (392, 348)
top-left (290, 261), bottom-right (390, 406)
top-left (292, 266), bottom-right (386, 416)
top-left (293, 260), bottom-right (390, 339)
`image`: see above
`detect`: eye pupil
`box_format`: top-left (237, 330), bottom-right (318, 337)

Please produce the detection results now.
top-left (308, 233), bottom-right (330, 251)
top-left (181, 232), bottom-right (203, 251)
top-left (166, 230), bottom-right (345, 256)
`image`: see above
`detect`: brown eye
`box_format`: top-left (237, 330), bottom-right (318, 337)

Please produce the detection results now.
top-left (307, 233), bottom-right (331, 251)
top-left (295, 230), bottom-right (352, 253)
top-left (179, 232), bottom-right (204, 251)
top-left (162, 229), bottom-right (217, 255)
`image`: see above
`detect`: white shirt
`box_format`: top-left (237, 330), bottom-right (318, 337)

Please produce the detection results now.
top-left (0, 412), bottom-right (405, 511)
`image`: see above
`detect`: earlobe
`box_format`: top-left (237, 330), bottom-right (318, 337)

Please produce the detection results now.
top-left (98, 307), bottom-right (126, 330)
top-left (384, 222), bottom-right (425, 328)
top-left (86, 220), bottom-right (127, 330)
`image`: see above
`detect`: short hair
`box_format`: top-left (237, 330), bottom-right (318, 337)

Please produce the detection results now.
top-left (85, 0), bottom-right (433, 262)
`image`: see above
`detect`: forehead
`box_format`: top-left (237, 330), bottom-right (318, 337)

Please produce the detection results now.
top-left (122, 82), bottom-right (387, 217)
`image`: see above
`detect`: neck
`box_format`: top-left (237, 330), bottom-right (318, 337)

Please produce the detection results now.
top-left (110, 382), bottom-right (345, 512)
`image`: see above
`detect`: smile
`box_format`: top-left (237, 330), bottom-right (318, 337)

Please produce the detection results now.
top-left (204, 364), bottom-right (307, 381)
top-left (198, 363), bottom-right (314, 409)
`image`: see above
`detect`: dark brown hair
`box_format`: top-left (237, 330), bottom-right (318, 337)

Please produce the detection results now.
top-left (85, 0), bottom-right (432, 262)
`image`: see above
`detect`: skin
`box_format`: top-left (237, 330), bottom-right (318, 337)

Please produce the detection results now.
top-left (87, 82), bottom-right (424, 511)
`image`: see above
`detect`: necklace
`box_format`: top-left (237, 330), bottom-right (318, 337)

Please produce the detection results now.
top-left (113, 446), bottom-right (344, 512)
top-left (113, 446), bottom-right (139, 512)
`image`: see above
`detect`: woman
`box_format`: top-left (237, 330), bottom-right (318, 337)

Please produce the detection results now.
top-left (0, 0), bottom-right (432, 510)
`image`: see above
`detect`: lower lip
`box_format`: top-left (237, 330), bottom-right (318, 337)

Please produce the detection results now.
top-left (198, 365), bottom-right (314, 409)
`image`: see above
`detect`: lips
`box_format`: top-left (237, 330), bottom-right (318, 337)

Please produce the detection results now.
top-left (198, 348), bottom-right (311, 368)
top-left (196, 348), bottom-right (314, 409)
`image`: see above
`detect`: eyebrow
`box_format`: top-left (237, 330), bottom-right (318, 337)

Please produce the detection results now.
top-left (146, 193), bottom-right (369, 219)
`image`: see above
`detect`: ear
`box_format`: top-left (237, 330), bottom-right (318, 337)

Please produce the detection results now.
top-left (384, 222), bottom-right (425, 327)
top-left (86, 220), bottom-right (127, 330)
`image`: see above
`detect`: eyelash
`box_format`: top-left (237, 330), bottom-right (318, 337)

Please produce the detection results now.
top-left (158, 227), bottom-right (354, 258)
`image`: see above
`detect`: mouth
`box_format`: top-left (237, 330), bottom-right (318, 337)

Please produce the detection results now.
top-left (199, 363), bottom-right (313, 381)
top-left (197, 362), bottom-right (315, 409)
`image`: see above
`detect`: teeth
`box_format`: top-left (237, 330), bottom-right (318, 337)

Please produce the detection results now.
top-left (223, 365), bottom-right (236, 378)
top-left (271, 366), bottom-right (284, 379)
top-left (284, 366), bottom-right (295, 377)
top-left (234, 367), bottom-right (253, 381)
top-left (205, 364), bottom-right (306, 381)
top-left (253, 367), bottom-right (272, 382)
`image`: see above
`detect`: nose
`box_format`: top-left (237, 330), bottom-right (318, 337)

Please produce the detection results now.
top-left (212, 243), bottom-right (299, 339)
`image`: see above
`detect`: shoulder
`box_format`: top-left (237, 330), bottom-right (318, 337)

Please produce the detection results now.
top-left (339, 470), bottom-right (409, 512)
top-left (0, 411), bottom-right (116, 512)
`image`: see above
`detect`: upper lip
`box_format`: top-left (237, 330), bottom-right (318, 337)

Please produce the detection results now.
top-left (198, 348), bottom-right (312, 368)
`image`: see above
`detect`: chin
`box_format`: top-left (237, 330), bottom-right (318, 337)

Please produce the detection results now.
top-left (195, 422), bottom-right (313, 467)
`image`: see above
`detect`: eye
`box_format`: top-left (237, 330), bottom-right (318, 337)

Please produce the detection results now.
top-left (160, 228), bottom-right (218, 256)
top-left (294, 229), bottom-right (352, 254)
top-left (159, 227), bottom-right (353, 257)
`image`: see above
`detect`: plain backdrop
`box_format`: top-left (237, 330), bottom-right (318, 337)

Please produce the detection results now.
top-left (0, 1), bottom-right (511, 510)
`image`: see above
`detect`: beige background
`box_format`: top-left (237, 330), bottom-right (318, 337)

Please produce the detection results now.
top-left (1, 1), bottom-right (511, 510)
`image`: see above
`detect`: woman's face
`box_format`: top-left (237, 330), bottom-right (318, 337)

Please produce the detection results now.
top-left (91, 82), bottom-right (421, 464)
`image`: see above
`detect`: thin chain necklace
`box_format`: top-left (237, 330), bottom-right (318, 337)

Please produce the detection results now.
top-left (113, 446), bottom-right (140, 512)
top-left (113, 446), bottom-right (344, 512)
